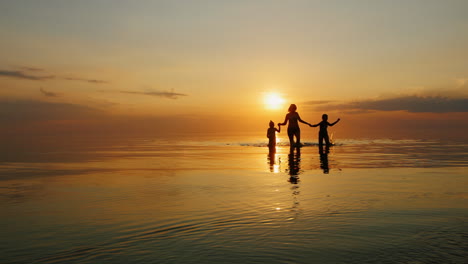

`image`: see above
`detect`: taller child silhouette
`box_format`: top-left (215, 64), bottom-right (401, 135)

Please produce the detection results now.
top-left (310, 114), bottom-right (340, 146)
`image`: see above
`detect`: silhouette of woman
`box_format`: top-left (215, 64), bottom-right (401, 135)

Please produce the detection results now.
top-left (278, 104), bottom-right (311, 147)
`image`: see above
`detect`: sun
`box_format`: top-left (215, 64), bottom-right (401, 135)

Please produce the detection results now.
top-left (264, 93), bottom-right (285, 110)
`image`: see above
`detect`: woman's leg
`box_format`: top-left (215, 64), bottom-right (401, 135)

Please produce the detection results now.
top-left (295, 129), bottom-right (301, 146)
top-left (287, 128), bottom-right (295, 146)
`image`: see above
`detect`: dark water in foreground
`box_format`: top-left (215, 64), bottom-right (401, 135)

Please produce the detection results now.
top-left (1, 136), bottom-right (467, 263)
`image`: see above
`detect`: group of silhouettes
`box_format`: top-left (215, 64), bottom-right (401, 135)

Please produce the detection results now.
top-left (267, 104), bottom-right (340, 149)
top-left (266, 104), bottom-right (340, 178)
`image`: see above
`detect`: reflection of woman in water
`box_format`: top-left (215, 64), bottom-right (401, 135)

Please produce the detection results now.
top-left (288, 147), bottom-right (301, 184)
top-left (279, 104), bottom-right (311, 147)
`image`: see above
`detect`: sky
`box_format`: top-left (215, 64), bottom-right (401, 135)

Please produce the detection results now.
top-left (1, 0), bottom-right (467, 139)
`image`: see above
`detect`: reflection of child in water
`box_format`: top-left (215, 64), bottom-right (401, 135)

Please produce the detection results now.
top-left (266, 120), bottom-right (281, 148)
top-left (310, 114), bottom-right (340, 146)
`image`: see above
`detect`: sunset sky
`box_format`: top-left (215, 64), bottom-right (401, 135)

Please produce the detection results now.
top-left (1, 1), bottom-right (467, 138)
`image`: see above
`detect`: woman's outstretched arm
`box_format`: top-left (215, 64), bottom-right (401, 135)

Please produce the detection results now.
top-left (278, 114), bottom-right (289, 126)
top-left (309, 123), bottom-right (319, 127)
top-left (297, 113), bottom-right (311, 126)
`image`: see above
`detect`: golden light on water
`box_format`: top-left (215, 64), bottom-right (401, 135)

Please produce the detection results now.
top-left (264, 92), bottom-right (285, 110)
top-left (273, 164), bottom-right (280, 174)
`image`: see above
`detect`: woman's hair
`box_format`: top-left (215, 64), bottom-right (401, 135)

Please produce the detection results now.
top-left (269, 120), bottom-right (274, 127)
top-left (322, 114), bottom-right (328, 120)
top-left (288, 104), bottom-right (297, 112)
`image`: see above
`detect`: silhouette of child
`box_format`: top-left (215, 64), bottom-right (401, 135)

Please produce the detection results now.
top-left (278, 104), bottom-right (311, 147)
top-left (310, 114), bottom-right (340, 146)
top-left (266, 120), bottom-right (280, 149)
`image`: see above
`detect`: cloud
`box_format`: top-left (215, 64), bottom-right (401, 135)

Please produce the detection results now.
top-left (0, 67), bottom-right (108, 84)
top-left (303, 100), bottom-right (335, 105)
top-left (39, 87), bottom-right (59, 97)
top-left (120, 89), bottom-right (188, 99)
top-left (19, 66), bottom-right (45, 72)
top-left (0, 70), bottom-right (54, 80)
top-left (63, 77), bottom-right (108, 84)
top-left (312, 95), bottom-right (468, 113)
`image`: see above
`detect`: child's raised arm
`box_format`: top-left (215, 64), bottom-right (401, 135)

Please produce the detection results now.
top-left (276, 125), bottom-right (281, 133)
top-left (329, 118), bottom-right (340, 126)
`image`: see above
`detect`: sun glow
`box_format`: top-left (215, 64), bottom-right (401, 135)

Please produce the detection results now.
top-left (264, 93), bottom-right (285, 110)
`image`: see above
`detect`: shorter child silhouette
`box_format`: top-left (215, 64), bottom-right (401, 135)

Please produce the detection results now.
top-left (267, 120), bottom-right (281, 149)
top-left (310, 114), bottom-right (340, 146)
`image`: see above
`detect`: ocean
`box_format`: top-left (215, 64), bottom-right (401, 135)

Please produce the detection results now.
top-left (1, 134), bottom-right (467, 263)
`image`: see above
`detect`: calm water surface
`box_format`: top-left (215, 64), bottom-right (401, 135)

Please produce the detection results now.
top-left (1, 135), bottom-right (467, 263)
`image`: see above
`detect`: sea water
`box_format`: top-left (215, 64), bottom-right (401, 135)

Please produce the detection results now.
top-left (1, 134), bottom-right (467, 263)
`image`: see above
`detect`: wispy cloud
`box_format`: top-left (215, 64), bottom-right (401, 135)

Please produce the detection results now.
top-left (39, 87), bottom-right (59, 97)
top-left (19, 66), bottom-right (45, 72)
top-left (0, 67), bottom-right (108, 84)
top-left (311, 95), bottom-right (468, 113)
top-left (120, 89), bottom-right (188, 99)
top-left (303, 100), bottom-right (335, 105)
top-left (0, 70), bottom-right (54, 81)
top-left (63, 77), bottom-right (108, 84)
top-left (307, 81), bottom-right (468, 114)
